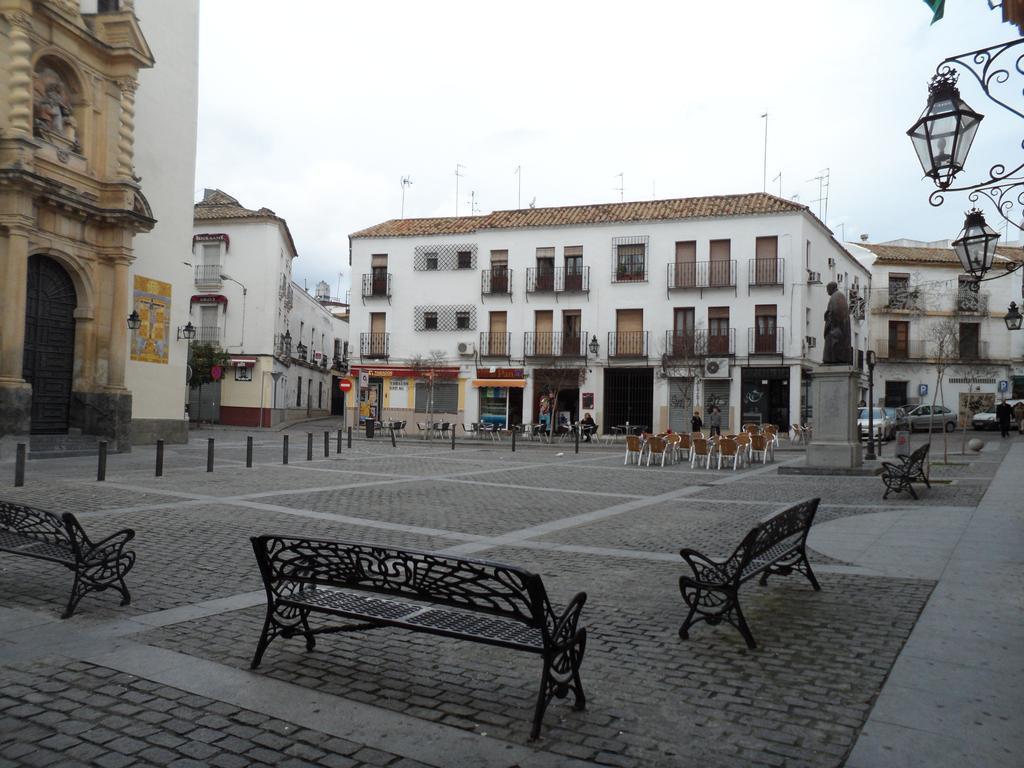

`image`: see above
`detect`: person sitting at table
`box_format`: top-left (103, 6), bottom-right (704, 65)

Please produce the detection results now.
top-left (580, 413), bottom-right (597, 442)
top-left (691, 409), bottom-right (703, 434)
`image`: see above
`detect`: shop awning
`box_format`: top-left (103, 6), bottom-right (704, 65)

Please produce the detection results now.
top-left (471, 379), bottom-right (526, 388)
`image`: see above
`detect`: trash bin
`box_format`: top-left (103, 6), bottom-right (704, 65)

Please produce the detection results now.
top-left (894, 430), bottom-right (910, 458)
top-left (365, 419), bottom-right (375, 439)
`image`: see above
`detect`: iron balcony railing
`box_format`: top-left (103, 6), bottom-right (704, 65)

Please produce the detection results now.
top-left (194, 264), bottom-right (222, 284)
top-left (876, 338), bottom-right (991, 361)
top-left (526, 267), bottom-right (556, 293)
top-left (481, 267), bottom-right (512, 296)
top-left (664, 329), bottom-right (735, 358)
top-left (747, 326), bottom-right (785, 355)
top-left (667, 260), bottom-right (737, 289)
top-left (194, 325), bottom-right (221, 343)
top-left (608, 331), bottom-right (649, 358)
top-left (360, 332), bottom-right (389, 359)
top-left (958, 339), bottom-right (990, 360)
top-left (556, 266), bottom-right (590, 293)
top-left (747, 257), bottom-right (785, 287)
top-left (524, 332), bottom-right (587, 357)
top-left (479, 332), bottom-right (512, 358)
top-left (361, 273), bottom-right (392, 298)
top-left (612, 262), bottom-right (648, 283)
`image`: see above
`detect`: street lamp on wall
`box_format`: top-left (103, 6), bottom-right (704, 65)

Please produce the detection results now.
top-left (907, 71), bottom-right (984, 191)
top-left (952, 209), bottom-right (1001, 285)
top-left (176, 322), bottom-right (196, 341)
top-left (588, 335), bottom-right (600, 356)
top-left (1005, 301), bottom-right (1023, 330)
top-left (126, 311), bottom-right (141, 330)
top-left (296, 341), bottom-right (307, 361)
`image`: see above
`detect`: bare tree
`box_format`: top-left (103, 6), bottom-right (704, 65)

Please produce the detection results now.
top-left (925, 317), bottom-right (959, 464)
top-left (658, 329), bottom-right (708, 430)
top-left (958, 364), bottom-right (998, 453)
top-left (410, 350), bottom-right (449, 439)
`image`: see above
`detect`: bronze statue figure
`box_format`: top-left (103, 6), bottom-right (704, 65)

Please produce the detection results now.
top-left (823, 281), bottom-right (852, 365)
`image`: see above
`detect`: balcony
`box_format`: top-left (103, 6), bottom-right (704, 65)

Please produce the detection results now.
top-left (874, 338), bottom-right (993, 361)
top-left (955, 288), bottom-right (989, 314)
top-left (194, 325), bottom-right (221, 343)
top-left (479, 331), bottom-right (512, 358)
top-left (874, 340), bottom-right (926, 360)
top-left (607, 331), bottom-right (649, 359)
top-left (747, 258), bottom-right (785, 287)
top-left (557, 266), bottom-right (590, 293)
top-left (481, 268), bottom-right (512, 296)
top-left (958, 340), bottom-right (990, 360)
top-left (747, 327), bottom-right (784, 355)
top-left (194, 264), bottom-right (222, 286)
top-left (361, 273), bottom-right (392, 299)
top-left (872, 286), bottom-right (924, 313)
top-left (667, 261), bottom-right (737, 290)
top-left (526, 267), bottom-right (555, 293)
top-left (360, 332), bottom-right (389, 360)
top-left (524, 332), bottom-right (587, 358)
top-left (664, 329), bottom-right (735, 359)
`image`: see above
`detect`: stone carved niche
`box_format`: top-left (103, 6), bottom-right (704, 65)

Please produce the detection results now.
top-left (33, 59), bottom-right (82, 153)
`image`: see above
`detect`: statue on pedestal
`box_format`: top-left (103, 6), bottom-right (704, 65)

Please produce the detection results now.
top-left (823, 281), bottom-right (852, 365)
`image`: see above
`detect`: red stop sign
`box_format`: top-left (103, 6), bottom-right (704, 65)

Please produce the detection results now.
top-left (338, 379), bottom-right (353, 393)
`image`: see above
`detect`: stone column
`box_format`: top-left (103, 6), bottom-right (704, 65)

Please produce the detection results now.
top-left (115, 78), bottom-right (138, 179)
top-left (6, 11), bottom-right (33, 137)
top-left (0, 228), bottom-right (29, 382)
top-left (806, 366), bottom-right (862, 469)
top-left (107, 258), bottom-right (129, 389)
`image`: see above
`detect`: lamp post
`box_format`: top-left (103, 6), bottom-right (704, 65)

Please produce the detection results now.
top-left (219, 273), bottom-right (247, 348)
top-left (866, 350), bottom-right (877, 461)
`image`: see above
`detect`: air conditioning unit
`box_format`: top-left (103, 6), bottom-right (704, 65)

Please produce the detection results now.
top-left (457, 341), bottom-right (476, 356)
top-left (805, 336), bottom-right (817, 349)
top-left (704, 358), bottom-right (730, 379)
top-left (807, 270), bottom-right (821, 284)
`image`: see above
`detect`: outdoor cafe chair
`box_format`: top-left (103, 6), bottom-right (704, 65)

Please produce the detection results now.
top-left (690, 438), bottom-right (711, 469)
top-left (416, 422), bottom-right (428, 436)
top-left (677, 433), bottom-right (692, 462)
top-left (462, 423), bottom-right (478, 438)
top-left (624, 435), bottom-right (643, 465)
top-left (646, 436), bottom-right (669, 467)
top-left (716, 438), bottom-right (742, 470)
top-left (750, 434), bottom-right (770, 464)
top-left (790, 423), bottom-right (804, 444)
top-left (665, 433), bottom-right (683, 463)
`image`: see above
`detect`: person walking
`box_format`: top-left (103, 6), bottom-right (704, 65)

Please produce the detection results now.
top-left (691, 410), bottom-right (703, 434)
top-left (709, 405), bottom-right (722, 437)
top-left (996, 398), bottom-right (1012, 438)
top-left (1013, 400), bottom-right (1024, 435)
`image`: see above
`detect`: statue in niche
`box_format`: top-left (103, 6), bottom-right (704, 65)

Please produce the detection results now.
top-left (822, 281), bottom-right (852, 365)
top-left (33, 67), bottom-right (79, 149)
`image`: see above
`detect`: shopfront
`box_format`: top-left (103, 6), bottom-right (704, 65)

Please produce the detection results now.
top-left (471, 368), bottom-right (525, 428)
top-left (740, 367), bottom-right (790, 429)
top-left (350, 365), bottom-right (461, 424)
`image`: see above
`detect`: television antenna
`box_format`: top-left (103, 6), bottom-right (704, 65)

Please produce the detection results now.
top-left (400, 176), bottom-right (412, 218)
top-left (614, 172), bottom-right (624, 202)
top-left (807, 168), bottom-right (830, 222)
top-left (514, 165), bottom-right (522, 208)
top-left (454, 164), bottom-right (465, 215)
top-left (772, 171), bottom-right (782, 197)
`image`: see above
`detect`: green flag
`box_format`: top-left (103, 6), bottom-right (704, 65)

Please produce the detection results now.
top-left (923, 0), bottom-right (945, 24)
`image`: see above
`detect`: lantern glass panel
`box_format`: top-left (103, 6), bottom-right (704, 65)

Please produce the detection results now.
top-left (908, 85), bottom-right (983, 189)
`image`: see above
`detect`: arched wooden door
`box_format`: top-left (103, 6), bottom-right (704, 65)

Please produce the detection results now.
top-left (23, 255), bottom-right (77, 434)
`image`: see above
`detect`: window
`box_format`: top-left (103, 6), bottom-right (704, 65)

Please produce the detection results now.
top-left (709, 239), bottom-right (731, 287)
top-left (959, 322), bottom-right (981, 359)
top-left (415, 382), bottom-right (458, 413)
top-left (296, 377), bottom-right (302, 407)
top-left (457, 251), bottom-right (472, 269)
top-left (615, 244), bottom-right (646, 281)
top-left (424, 312), bottom-right (438, 330)
top-left (888, 274), bottom-right (911, 309)
top-left (318, 380), bottom-right (323, 409)
top-left (673, 307), bottom-right (695, 356)
top-left (753, 236), bottom-right (779, 284)
top-left (753, 305), bottom-right (777, 353)
top-left (235, 365), bottom-right (252, 382)
top-left (565, 246), bottom-right (583, 274)
top-left (674, 241), bottom-right (696, 288)
top-left (456, 311), bottom-right (470, 329)
top-left (888, 320), bottom-right (909, 358)
top-left (708, 307), bottom-right (730, 355)
top-left (535, 247), bottom-right (555, 290)
top-left (425, 253), bottom-right (438, 270)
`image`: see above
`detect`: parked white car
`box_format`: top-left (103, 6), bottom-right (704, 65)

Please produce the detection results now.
top-left (972, 399), bottom-right (1024, 430)
top-left (857, 408), bottom-right (894, 442)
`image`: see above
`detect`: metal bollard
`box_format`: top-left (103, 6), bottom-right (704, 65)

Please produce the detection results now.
top-left (324, 431), bottom-right (330, 457)
top-left (575, 425), bottom-right (580, 454)
top-left (97, 441), bottom-right (108, 482)
top-left (390, 427), bottom-right (396, 448)
top-left (14, 443), bottom-right (26, 487)
top-left (306, 432), bottom-right (313, 461)
top-left (512, 428), bottom-right (516, 453)
top-left (337, 429), bottom-right (342, 454)
top-left (207, 438), bottom-right (215, 472)
top-left (283, 435), bottom-right (289, 464)
top-left (347, 426), bottom-right (352, 449)
top-left (451, 427), bottom-right (456, 451)
top-left (246, 436), bottom-right (253, 468)
top-left (155, 440), bottom-right (164, 477)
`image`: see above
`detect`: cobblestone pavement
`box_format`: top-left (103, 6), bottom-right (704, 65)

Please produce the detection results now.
top-left (1, 430), bottom-right (1015, 767)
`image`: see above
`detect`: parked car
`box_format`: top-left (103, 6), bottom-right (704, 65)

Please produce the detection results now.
top-left (904, 404), bottom-right (957, 432)
top-left (883, 407), bottom-right (910, 437)
top-left (972, 399), bottom-right (1024, 430)
top-left (857, 408), bottom-right (894, 442)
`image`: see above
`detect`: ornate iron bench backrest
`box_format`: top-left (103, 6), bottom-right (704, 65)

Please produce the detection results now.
top-left (904, 443), bottom-right (930, 474)
top-left (731, 498), bottom-right (820, 577)
top-left (0, 501), bottom-right (83, 553)
top-left (253, 535), bottom-right (548, 628)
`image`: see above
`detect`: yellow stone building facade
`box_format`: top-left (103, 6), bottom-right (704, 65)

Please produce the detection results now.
top-left (0, 0), bottom-right (153, 451)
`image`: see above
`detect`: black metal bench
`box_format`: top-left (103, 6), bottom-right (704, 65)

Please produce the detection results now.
top-left (678, 498), bottom-right (821, 649)
top-left (0, 500), bottom-right (136, 618)
top-left (251, 535), bottom-right (587, 739)
top-left (882, 443), bottom-right (931, 499)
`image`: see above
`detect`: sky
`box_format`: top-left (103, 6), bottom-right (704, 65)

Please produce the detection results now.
top-left (193, 0), bottom-right (1023, 295)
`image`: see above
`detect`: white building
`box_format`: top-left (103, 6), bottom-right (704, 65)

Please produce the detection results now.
top-left (192, 190), bottom-right (348, 426)
top-left (851, 239), bottom-right (1024, 416)
top-left (347, 193), bottom-right (869, 434)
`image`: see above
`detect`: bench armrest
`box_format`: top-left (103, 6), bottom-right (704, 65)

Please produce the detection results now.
top-left (679, 548), bottom-right (735, 587)
top-left (80, 528), bottom-right (135, 566)
top-left (547, 591), bottom-right (587, 650)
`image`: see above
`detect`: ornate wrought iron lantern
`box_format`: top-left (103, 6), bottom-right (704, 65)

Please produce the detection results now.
top-left (126, 310), bottom-right (141, 330)
top-left (176, 321), bottom-right (196, 341)
top-left (1005, 301), bottom-right (1023, 330)
top-left (952, 209), bottom-right (1001, 285)
top-left (281, 330), bottom-right (292, 357)
top-left (908, 71), bottom-right (984, 190)
top-left (296, 341), bottom-right (307, 361)
top-left (588, 335), bottom-right (600, 356)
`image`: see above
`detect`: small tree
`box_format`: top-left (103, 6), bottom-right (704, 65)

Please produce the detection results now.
top-left (925, 317), bottom-right (958, 463)
top-left (188, 342), bottom-right (230, 425)
top-left (410, 350), bottom-right (449, 439)
top-left (534, 362), bottom-right (585, 443)
top-left (658, 328), bottom-right (708, 431)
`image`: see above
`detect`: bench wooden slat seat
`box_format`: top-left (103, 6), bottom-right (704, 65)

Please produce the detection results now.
top-left (881, 443), bottom-right (931, 499)
top-left (251, 535), bottom-right (587, 739)
top-left (0, 500), bottom-right (136, 618)
top-left (678, 498), bottom-right (821, 649)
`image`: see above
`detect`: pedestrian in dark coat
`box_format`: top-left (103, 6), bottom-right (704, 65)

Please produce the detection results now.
top-left (996, 399), bottom-right (1013, 438)
top-left (691, 410), bottom-right (703, 434)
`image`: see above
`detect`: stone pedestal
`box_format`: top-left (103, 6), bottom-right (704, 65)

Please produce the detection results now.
top-left (806, 366), bottom-right (862, 469)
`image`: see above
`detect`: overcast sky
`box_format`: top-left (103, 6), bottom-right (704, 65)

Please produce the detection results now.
top-left (193, 0), bottom-right (1021, 294)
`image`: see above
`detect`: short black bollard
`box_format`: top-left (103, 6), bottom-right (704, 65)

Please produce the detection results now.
top-left (347, 426), bottom-right (352, 449)
top-left (337, 429), bottom-right (342, 454)
top-left (97, 441), bottom-right (108, 482)
top-left (283, 435), bottom-right (289, 464)
top-left (207, 438), bottom-right (215, 472)
top-left (306, 432), bottom-right (313, 461)
top-left (511, 428), bottom-right (516, 453)
top-left (575, 425), bottom-right (580, 454)
top-left (14, 443), bottom-right (26, 487)
top-left (390, 427), bottom-right (397, 448)
top-left (246, 436), bottom-right (253, 468)
top-left (451, 427), bottom-right (456, 451)
top-left (324, 431), bottom-right (330, 457)
top-left (155, 440), bottom-right (164, 477)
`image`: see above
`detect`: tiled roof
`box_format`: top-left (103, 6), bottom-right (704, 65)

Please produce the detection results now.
top-left (859, 243), bottom-right (1024, 267)
top-left (350, 193), bottom-right (808, 238)
top-left (193, 189), bottom-right (298, 256)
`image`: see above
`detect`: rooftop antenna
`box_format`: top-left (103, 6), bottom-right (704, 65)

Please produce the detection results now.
top-left (514, 165), bottom-right (522, 208)
top-left (761, 112), bottom-right (769, 193)
top-left (808, 168), bottom-right (830, 222)
top-left (772, 171), bottom-right (782, 197)
top-left (529, 197), bottom-right (536, 209)
top-left (652, 180), bottom-right (656, 200)
top-left (454, 164), bottom-right (465, 216)
top-left (336, 271), bottom-right (343, 299)
top-left (400, 176), bottom-right (412, 218)
top-left (469, 190), bottom-right (480, 215)
top-left (614, 172), bottom-right (624, 202)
